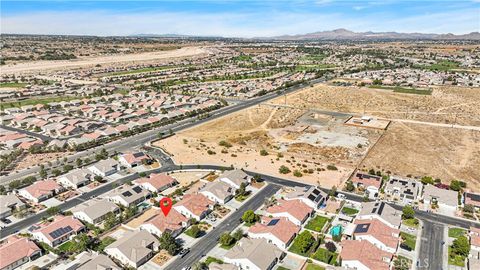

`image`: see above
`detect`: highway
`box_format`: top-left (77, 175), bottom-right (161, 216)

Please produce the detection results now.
top-left (0, 78), bottom-right (323, 185)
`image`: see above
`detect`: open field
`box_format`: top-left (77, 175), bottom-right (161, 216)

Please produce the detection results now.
top-left (155, 96), bottom-right (383, 188)
top-left (1, 46), bottom-right (207, 74)
top-left (270, 84), bottom-right (480, 126)
top-left (361, 122), bottom-right (480, 191)
top-left (13, 152), bottom-right (72, 171)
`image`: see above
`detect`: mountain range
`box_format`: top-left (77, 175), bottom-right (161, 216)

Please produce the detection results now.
top-left (266, 28), bottom-right (480, 40)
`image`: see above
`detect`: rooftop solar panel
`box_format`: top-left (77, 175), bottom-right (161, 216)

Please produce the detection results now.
top-left (122, 191), bottom-right (133, 197)
top-left (132, 186), bottom-right (143, 193)
top-left (267, 219), bottom-right (280, 226)
top-left (354, 223), bottom-right (370, 233)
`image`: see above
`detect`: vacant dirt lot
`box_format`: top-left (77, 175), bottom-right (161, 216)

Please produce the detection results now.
top-left (361, 122), bottom-right (480, 191)
top-left (155, 103), bottom-right (381, 188)
top-left (271, 84), bottom-right (480, 126)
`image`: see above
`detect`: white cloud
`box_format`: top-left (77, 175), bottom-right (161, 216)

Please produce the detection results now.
top-left (1, 7), bottom-right (478, 37)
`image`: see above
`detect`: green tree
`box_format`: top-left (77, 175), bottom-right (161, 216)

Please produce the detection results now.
top-left (421, 176), bottom-right (434, 185)
top-left (76, 158), bottom-right (83, 167)
top-left (279, 165), bottom-right (291, 174)
top-left (219, 232), bottom-right (235, 247)
top-left (450, 180), bottom-right (466, 191)
top-left (159, 232), bottom-right (180, 255)
top-left (452, 235), bottom-right (470, 257)
top-left (345, 181), bottom-right (355, 192)
top-left (402, 205), bottom-right (415, 220)
top-left (233, 228), bottom-right (244, 241)
top-left (236, 182), bottom-right (247, 197)
top-left (241, 210), bottom-right (259, 225)
top-left (188, 225), bottom-right (202, 238)
top-left (260, 149), bottom-right (268, 156)
top-left (103, 212), bottom-right (117, 230)
top-left (46, 206), bottom-right (60, 216)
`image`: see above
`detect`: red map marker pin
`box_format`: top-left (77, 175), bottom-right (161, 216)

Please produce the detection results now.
top-left (159, 197), bottom-right (172, 216)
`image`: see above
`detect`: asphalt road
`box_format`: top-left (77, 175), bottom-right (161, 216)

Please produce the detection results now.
top-left (418, 220), bottom-right (444, 270)
top-left (0, 124), bottom-right (54, 141)
top-left (164, 183), bottom-right (281, 270)
top-left (0, 78), bottom-right (323, 185)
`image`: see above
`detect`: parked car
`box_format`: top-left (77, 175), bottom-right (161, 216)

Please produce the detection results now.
top-left (179, 248), bottom-right (190, 258)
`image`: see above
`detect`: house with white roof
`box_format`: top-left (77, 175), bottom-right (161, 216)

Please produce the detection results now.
top-left (104, 230), bottom-right (158, 268)
top-left (71, 198), bottom-right (120, 225)
top-left (284, 186), bottom-right (328, 209)
top-left (224, 238), bottom-right (284, 270)
top-left (88, 159), bottom-right (119, 177)
top-left (219, 169), bottom-right (251, 189)
top-left (57, 169), bottom-right (92, 189)
top-left (199, 180), bottom-right (235, 204)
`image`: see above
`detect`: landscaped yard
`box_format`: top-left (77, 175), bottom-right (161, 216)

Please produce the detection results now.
top-left (0, 82), bottom-right (27, 88)
top-left (95, 237), bottom-right (116, 252)
top-left (341, 206), bottom-right (359, 216)
top-left (402, 218), bottom-right (419, 228)
top-left (400, 232), bottom-right (417, 251)
top-left (311, 247), bottom-right (338, 265)
top-left (448, 246), bottom-right (465, 267)
top-left (305, 215), bottom-right (330, 232)
top-left (205, 256), bottom-right (223, 265)
top-left (57, 240), bottom-right (75, 252)
top-left (305, 264), bottom-right (325, 270)
top-left (448, 227), bottom-right (466, 238)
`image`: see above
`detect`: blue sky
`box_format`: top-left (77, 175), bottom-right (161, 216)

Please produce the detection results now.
top-left (1, 1), bottom-right (479, 36)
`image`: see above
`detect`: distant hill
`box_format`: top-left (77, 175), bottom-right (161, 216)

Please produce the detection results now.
top-left (266, 28), bottom-right (480, 40)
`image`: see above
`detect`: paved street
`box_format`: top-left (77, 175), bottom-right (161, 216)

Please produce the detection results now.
top-left (418, 220), bottom-right (445, 270)
top-left (164, 183), bottom-right (281, 270)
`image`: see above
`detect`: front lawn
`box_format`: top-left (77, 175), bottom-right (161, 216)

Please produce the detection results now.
top-left (341, 207), bottom-right (359, 216)
top-left (305, 215), bottom-right (330, 232)
top-left (448, 228), bottom-right (466, 238)
top-left (305, 264), bottom-right (325, 270)
top-left (448, 246), bottom-right (465, 267)
top-left (402, 218), bottom-right (419, 228)
top-left (288, 232), bottom-right (321, 257)
top-left (277, 267), bottom-right (291, 270)
top-left (400, 232), bottom-right (417, 251)
top-left (235, 192), bottom-right (251, 202)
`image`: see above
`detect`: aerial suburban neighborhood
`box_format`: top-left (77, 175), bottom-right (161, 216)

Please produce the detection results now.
top-left (1, 1), bottom-right (480, 270)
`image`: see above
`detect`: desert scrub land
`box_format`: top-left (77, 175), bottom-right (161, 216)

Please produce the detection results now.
top-left (270, 84), bottom-right (480, 126)
top-left (154, 103), bottom-right (381, 188)
top-left (361, 122), bottom-right (480, 191)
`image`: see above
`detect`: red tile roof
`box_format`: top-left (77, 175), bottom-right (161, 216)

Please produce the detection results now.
top-left (353, 218), bottom-right (400, 250)
top-left (249, 217), bottom-right (299, 244)
top-left (33, 216), bottom-right (84, 242)
top-left (0, 236), bottom-right (41, 269)
top-left (266, 199), bottom-right (312, 222)
top-left (23, 179), bottom-right (61, 199)
top-left (340, 240), bottom-right (392, 270)
top-left (145, 209), bottom-right (187, 233)
top-left (135, 173), bottom-right (175, 190)
top-left (175, 194), bottom-right (213, 217)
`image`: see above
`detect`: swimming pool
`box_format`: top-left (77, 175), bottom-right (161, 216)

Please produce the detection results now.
top-left (330, 224), bottom-right (343, 236)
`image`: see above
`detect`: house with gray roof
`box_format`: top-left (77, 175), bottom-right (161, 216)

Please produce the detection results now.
top-left (285, 186), bottom-right (327, 209)
top-left (199, 180), bottom-right (235, 204)
top-left (422, 184), bottom-right (458, 215)
top-left (224, 238), bottom-right (284, 270)
top-left (103, 184), bottom-right (150, 208)
top-left (0, 194), bottom-right (26, 219)
top-left (52, 251), bottom-right (121, 270)
top-left (219, 169), bottom-right (251, 189)
top-left (88, 159), bottom-right (119, 177)
top-left (357, 201), bottom-right (402, 229)
top-left (57, 168), bottom-right (92, 189)
top-left (384, 176), bottom-right (420, 205)
top-left (104, 230), bottom-right (158, 268)
top-left (71, 198), bottom-right (120, 225)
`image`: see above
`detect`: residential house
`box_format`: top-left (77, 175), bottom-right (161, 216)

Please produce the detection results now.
top-left (30, 216), bottom-right (85, 247)
top-left (265, 199), bottom-right (313, 226)
top-left (139, 209), bottom-right (189, 238)
top-left (340, 240), bottom-right (392, 270)
top-left (464, 192), bottom-right (480, 210)
top-left (103, 185), bottom-right (150, 208)
top-left (173, 193), bottom-right (214, 220)
top-left (0, 236), bottom-right (42, 270)
top-left (133, 173), bottom-right (177, 193)
top-left (88, 159), bottom-right (119, 177)
top-left (248, 217), bottom-right (299, 250)
top-left (353, 218), bottom-right (400, 253)
top-left (18, 180), bottom-right (64, 203)
top-left (104, 230), bottom-right (159, 269)
top-left (199, 181), bottom-right (235, 204)
top-left (71, 198), bottom-right (120, 225)
top-left (219, 169), bottom-right (251, 189)
top-left (384, 176), bottom-right (420, 204)
top-left (209, 262), bottom-right (238, 270)
top-left (52, 251), bottom-right (120, 270)
top-left (351, 172), bottom-right (382, 199)
top-left (0, 194), bottom-right (26, 219)
top-left (223, 238), bottom-right (284, 270)
top-left (357, 201), bottom-right (402, 229)
top-left (422, 184), bottom-right (458, 215)
top-left (118, 152), bottom-right (151, 168)
top-left (57, 169), bottom-right (92, 189)
top-left (284, 186), bottom-right (327, 209)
